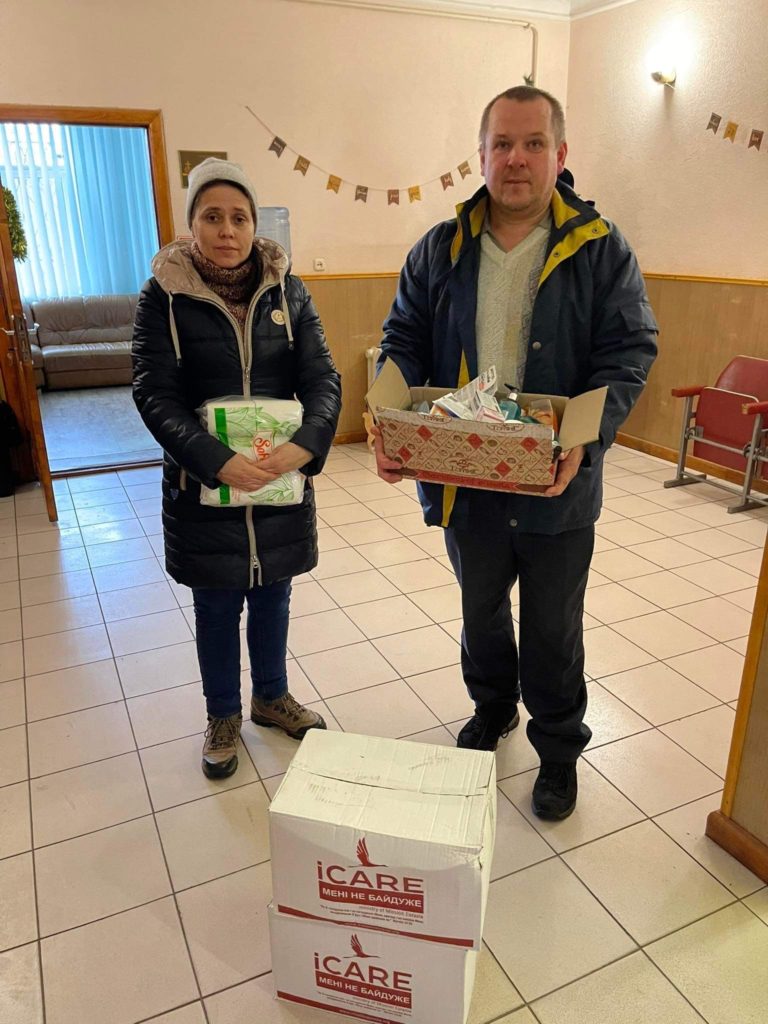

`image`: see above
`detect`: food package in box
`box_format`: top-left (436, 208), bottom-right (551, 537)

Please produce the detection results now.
top-left (366, 359), bottom-right (607, 494)
top-left (198, 396), bottom-right (305, 507)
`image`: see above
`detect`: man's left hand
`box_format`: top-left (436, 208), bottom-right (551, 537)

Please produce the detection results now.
top-left (544, 445), bottom-right (585, 497)
top-left (257, 442), bottom-right (314, 475)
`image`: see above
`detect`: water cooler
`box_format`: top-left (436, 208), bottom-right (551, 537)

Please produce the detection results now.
top-left (257, 206), bottom-right (291, 258)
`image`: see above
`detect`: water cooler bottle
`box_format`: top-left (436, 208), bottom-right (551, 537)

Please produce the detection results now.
top-left (257, 206), bottom-right (291, 258)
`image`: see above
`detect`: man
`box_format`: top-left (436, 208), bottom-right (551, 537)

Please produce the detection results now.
top-left (373, 86), bottom-right (657, 821)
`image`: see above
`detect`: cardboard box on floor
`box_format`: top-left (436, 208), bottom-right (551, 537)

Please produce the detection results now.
top-left (366, 358), bottom-right (608, 494)
top-left (269, 730), bottom-right (496, 949)
top-left (269, 904), bottom-right (478, 1024)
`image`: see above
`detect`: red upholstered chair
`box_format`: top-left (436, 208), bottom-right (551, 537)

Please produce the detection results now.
top-left (666, 355), bottom-right (768, 513)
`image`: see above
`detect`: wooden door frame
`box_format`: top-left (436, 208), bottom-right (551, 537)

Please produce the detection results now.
top-left (0, 103), bottom-right (175, 247)
top-left (0, 104), bottom-right (173, 483)
top-left (0, 172), bottom-right (57, 514)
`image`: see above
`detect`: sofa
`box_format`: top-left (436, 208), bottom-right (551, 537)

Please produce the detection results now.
top-left (23, 294), bottom-right (138, 390)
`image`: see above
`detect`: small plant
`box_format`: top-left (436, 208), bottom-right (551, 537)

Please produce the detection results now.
top-left (2, 186), bottom-right (28, 262)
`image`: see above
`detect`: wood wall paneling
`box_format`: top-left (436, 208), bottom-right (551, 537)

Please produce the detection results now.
top-left (623, 276), bottom-right (768, 450)
top-left (306, 275), bottom-right (397, 440)
top-left (313, 272), bottom-right (768, 467)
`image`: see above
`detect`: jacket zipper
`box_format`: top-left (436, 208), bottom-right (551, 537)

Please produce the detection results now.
top-left (239, 289), bottom-right (266, 585)
top-left (179, 287), bottom-right (274, 586)
top-left (179, 469), bottom-right (187, 491)
top-left (179, 286), bottom-right (275, 397)
top-left (245, 505), bottom-right (261, 587)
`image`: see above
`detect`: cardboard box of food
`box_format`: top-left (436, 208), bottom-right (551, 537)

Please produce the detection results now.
top-left (269, 904), bottom-right (478, 1024)
top-left (269, 730), bottom-right (495, 949)
top-left (366, 358), bottom-right (607, 494)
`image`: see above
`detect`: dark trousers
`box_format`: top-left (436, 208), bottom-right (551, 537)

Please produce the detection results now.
top-left (191, 580), bottom-right (292, 718)
top-left (444, 525), bottom-right (594, 763)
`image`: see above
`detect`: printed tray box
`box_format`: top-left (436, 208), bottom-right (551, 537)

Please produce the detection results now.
top-left (366, 358), bottom-right (607, 494)
top-left (269, 730), bottom-right (496, 949)
top-left (269, 905), bottom-right (478, 1024)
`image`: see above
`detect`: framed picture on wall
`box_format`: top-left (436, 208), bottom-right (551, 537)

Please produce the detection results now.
top-left (179, 151), bottom-right (228, 188)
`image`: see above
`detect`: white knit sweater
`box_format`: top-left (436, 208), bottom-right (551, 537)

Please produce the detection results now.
top-left (475, 215), bottom-right (551, 391)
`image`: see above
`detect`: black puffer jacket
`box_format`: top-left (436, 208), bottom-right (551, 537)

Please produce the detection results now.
top-left (132, 238), bottom-right (341, 589)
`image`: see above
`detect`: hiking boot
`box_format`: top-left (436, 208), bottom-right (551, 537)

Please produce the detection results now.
top-left (201, 712), bottom-right (242, 779)
top-left (250, 692), bottom-right (327, 740)
top-left (456, 706), bottom-right (520, 751)
top-left (532, 761), bottom-right (578, 820)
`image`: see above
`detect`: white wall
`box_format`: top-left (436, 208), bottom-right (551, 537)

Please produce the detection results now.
top-left (566, 0), bottom-right (768, 277)
top-left (0, 0), bottom-right (569, 274)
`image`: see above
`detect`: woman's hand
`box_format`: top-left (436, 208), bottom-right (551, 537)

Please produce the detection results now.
top-left (371, 424), bottom-right (404, 483)
top-left (257, 441), bottom-right (314, 475)
top-left (217, 443), bottom-right (313, 493)
top-left (217, 453), bottom-right (280, 491)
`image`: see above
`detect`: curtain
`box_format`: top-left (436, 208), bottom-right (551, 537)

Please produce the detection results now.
top-left (0, 122), bottom-right (159, 301)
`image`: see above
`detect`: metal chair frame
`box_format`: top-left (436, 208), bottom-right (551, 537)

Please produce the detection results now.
top-left (665, 383), bottom-right (768, 514)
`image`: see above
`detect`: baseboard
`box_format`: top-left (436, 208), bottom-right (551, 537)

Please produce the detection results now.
top-left (615, 434), bottom-right (768, 496)
top-left (52, 458), bottom-right (162, 479)
top-left (705, 811), bottom-right (768, 883)
top-left (334, 431), bottom-right (368, 445)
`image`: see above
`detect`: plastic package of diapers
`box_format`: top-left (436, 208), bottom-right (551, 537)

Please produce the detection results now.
top-left (198, 396), bottom-right (305, 507)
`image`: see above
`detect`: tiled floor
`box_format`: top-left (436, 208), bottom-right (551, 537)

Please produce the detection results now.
top-left (1, 444), bottom-right (767, 1024)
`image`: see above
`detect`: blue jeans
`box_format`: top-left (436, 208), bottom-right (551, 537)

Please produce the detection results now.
top-left (192, 580), bottom-right (292, 718)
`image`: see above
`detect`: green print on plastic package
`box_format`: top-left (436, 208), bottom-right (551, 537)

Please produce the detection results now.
top-left (200, 397), bottom-right (305, 507)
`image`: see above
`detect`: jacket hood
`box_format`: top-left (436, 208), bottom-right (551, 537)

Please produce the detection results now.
top-left (449, 183), bottom-right (605, 266)
top-left (151, 236), bottom-right (290, 296)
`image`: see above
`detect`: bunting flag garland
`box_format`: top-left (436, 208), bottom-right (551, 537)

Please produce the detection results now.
top-left (706, 112), bottom-right (767, 155)
top-left (245, 105), bottom-right (477, 207)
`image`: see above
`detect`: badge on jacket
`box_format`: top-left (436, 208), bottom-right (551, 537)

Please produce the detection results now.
top-left (271, 309), bottom-right (285, 326)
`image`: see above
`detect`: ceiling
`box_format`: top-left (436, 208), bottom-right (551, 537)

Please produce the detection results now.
top-left (297, 0), bottom-right (642, 21)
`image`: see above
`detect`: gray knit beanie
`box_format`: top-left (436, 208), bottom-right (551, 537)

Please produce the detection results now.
top-left (185, 158), bottom-right (258, 228)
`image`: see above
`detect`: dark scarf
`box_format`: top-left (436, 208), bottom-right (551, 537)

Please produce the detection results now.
top-left (190, 241), bottom-right (260, 331)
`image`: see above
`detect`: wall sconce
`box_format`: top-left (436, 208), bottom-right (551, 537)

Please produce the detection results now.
top-left (651, 67), bottom-right (676, 87)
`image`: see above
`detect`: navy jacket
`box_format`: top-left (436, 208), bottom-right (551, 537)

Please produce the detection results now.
top-left (380, 183), bottom-right (658, 533)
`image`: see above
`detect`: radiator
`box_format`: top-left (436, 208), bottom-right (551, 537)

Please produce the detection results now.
top-left (362, 347), bottom-right (382, 450)
top-left (365, 346), bottom-right (382, 390)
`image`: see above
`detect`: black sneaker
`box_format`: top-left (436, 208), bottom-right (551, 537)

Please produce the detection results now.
top-left (532, 761), bottom-right (578, 820)
top-left (456, 707), bottom-right (520, 751)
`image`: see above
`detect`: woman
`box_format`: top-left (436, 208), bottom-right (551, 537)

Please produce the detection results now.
top-left (132, 158), bottom-right (341, 779)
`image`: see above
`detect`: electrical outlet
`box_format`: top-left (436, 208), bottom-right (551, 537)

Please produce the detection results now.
top-left (313, 258), bottom-right (327, 272)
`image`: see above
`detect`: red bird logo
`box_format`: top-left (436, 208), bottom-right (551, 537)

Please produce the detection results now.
top-left (356, 837), bottom-right (384, 867)
top-left (345, 933), bottom-right (379, 959)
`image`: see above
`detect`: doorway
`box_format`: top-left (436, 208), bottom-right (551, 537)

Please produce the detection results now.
top-left (0, 104), bottom-right (173, 513)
